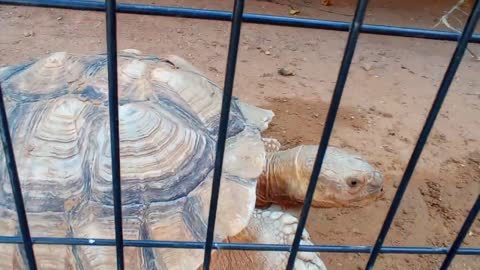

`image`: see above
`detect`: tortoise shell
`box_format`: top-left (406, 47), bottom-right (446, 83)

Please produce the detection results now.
top-left (0, 50), bottom-right (267, 269)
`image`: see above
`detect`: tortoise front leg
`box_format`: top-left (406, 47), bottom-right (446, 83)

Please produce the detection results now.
top-left (207, 208), bottom-right (327, 270)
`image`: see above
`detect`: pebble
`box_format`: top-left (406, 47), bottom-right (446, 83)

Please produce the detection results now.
top-left (361, 62), bottom-right (375, 71)
top-left (278, 67), bottom-right (294, 76)
top-left (23, 30), bottom-right (34, 37)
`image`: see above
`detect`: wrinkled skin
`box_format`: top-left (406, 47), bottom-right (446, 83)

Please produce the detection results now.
top-left (257, 145), bottom-right (384, 208)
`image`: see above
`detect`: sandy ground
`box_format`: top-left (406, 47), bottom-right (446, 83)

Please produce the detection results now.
top-left (0, 0), bottom-right (479, 269)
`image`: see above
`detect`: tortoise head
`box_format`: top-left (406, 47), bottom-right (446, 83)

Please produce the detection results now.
top-left (296, 145), bottom-right (384, 208)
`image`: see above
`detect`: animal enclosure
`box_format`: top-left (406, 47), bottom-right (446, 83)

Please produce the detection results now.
top-left (0, 0), bottom-right (479, 269)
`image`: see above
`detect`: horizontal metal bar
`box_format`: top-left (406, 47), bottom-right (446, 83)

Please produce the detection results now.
top-left (439, 195), bottom-right (480, 270)
top-left (286, 0), bottom-right (369, 269)
top-left (0, 0), bottom-right (479, 43)
top-left (0, 236), bottom-right (479, 255)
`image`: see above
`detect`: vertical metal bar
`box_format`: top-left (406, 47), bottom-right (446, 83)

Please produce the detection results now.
top-left (285, 0), bottom-right (370, 269)
top-left (105, 0), bottom-right (124, 269)
top-left (439, 195), bottom-right (480, 270)
top-left (202, 0), bottom-right (245, 269)
top-left (0, 85), bottom-right (37, 270)
top-left (365, 1), bottom-right (480, 269)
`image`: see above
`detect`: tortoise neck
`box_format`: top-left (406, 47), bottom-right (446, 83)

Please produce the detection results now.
top-left (256, 148), bottom-right (300, 207)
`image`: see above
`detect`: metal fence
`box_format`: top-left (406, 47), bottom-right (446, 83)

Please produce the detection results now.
top-left (0, 0), bottom-right (479, 269)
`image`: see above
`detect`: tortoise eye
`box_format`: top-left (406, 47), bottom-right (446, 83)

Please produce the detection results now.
top-left (347, 177), bottom-right (362, 188)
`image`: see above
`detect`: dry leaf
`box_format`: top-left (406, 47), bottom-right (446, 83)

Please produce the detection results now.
top-left (322, 0), bottom-right (333, 6)
top-left (289, 6), bottom-right (300, 15)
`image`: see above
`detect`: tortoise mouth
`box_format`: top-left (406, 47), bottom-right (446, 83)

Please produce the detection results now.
top-left (311, 186), bottom-right (385, 208)
top-left (345, 188), bottom-right (385, 208)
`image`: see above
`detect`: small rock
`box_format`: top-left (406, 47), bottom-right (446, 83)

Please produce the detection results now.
top-left (393, 181), bottom-right (399, 188)
top-left (265, 50), bottom-right (271, 55)
top-left (176, 29), bottom-right (183, 33)
top-left (56, 16), bottom-right (63, 21)
top-left (278, 67), bottom-right (294, 76)
top-left (313, 113), bottom-right (319, 118)
top-left (361, 62), bottom-right (375, 71)
top-left (23, 30), bottom-right (34, 37)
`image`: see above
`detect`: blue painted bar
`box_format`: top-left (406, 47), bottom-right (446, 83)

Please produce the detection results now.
top-left (105, 0), bottom-right (124, 269)
top-left (439, 195), bottom-right (480, 270)
top-left (286, 0), bottom-right (369, 269)
top-left (365, 1), bottom-right (480, 269)
top-left (202, 1), bottom-right (245, 270)
top-left (0, 86), bottom-right (37, 269)
top-left (0, 236), bottom-right (479, 255)
top-left (0, 0), bottom-right (480, 43)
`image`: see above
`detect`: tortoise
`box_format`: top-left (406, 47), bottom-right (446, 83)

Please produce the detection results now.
top-left (0, 50), bottom-right (383, 270)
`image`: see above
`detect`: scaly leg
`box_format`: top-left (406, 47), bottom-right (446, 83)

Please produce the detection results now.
top-left (262, 137), bottom-right (281, 152)
top-left (208, 208), bottom-right (327, 270)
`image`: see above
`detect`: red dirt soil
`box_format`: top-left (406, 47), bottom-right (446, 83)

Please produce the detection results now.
top-left (0, 0), bottom-right (479, 269)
